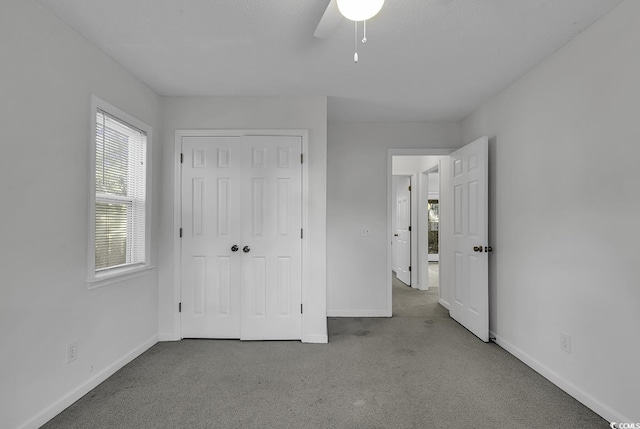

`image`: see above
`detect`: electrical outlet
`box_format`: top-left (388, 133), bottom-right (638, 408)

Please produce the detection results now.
top-left (560, 332), bottom-right (571, 354)
top-left (67, 341), bottom-right (78, 363)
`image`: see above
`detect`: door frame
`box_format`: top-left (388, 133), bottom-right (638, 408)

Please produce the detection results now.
top-left (173, 129), bottom-right (309, 341)
top-left (387, 149), bottom-right (453, 317)
top-left (419, 164), bottom-right (440, 290)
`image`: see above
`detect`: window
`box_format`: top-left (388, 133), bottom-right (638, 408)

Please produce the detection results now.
top-left (89, 97), bottom-right (151, 285)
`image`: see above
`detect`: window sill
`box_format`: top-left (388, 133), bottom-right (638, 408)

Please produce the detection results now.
top-left (87, 265), bottom-right (155, 290)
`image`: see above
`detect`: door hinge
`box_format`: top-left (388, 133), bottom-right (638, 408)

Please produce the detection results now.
top-left (180, 153), bottom-right (183, 163)
top-left (408, 185), bottom-right (411, 191)
top-left (301, 228), bottom-right (303, 239)
top-left (179, 228), bottom-right (183, 238)
top-left (179, 302), bottom-right (182, 313)
top-left (408, 226), bottom-right (411, 232)
top-left (301, 304), bottom-right (303, 314)
top-left (409, 266), bottom-right (412, 272)
top-left (300, 153), bottom-right (303, 164)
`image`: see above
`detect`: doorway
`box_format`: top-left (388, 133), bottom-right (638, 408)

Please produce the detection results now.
top-left (424, 166), bottom-right (440, 294)
top-left (388, 150), bottom-right (453, 317)
top-left (387, 139), bottom-right (490, 342)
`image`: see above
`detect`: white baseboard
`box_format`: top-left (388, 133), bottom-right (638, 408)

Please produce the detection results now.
top-left (327, 309), bottom-right (390, 317)
top-left (19, 335), bottom-right (158, 429)
top-left (158, 332), bottom-right (180, 342)
top-left (490, 331), bottom-right (631, 424)
top-left (303, 334), bottom-right (329, 344)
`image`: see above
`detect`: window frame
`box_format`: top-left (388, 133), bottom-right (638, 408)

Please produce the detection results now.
top-left (87, 96), bottom-right (153, 288)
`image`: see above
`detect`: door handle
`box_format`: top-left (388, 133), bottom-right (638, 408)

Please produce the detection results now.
top-left (394, 234), bottom-right (399, 237)
top-left (231, 245), bottom-right (238, 252)
top-left (243, 246), bottom-right (251, 253)
top-left (485, 246), bottom-right (493, 253)
top-left (473, 246), bottom-right (483, 252)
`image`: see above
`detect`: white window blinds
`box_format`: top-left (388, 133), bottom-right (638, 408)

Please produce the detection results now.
top-left (95, 109), bottom-right (147, 272)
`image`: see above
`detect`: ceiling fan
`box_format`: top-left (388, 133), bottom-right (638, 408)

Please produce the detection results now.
top-left (313, 0), bottom-right (385, 62)
top-left (313, 0), bottom-right (342, 39)
top-left (313, 0), bottom-right (457, 39)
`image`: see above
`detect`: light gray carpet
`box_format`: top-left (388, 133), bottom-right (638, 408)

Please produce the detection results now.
top-left (392, 271), bottom-right (447, 318)
top-left (43, 282), bottom-right (606, 429)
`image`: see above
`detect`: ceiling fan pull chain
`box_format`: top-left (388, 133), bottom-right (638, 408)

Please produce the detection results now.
top-left (354, 21), bottom-right (359, 63)
top-left (362, 20), bottom-right (367, 43)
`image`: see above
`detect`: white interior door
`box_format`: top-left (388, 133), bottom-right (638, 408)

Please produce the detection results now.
top-left (391, 176), bottom-right (401, 272)
top-left (180, 134), bottom-right (302, 340)
top-left (449, 136), bottom-right (489, 342)
top-left (396, 177), bottom-right (411, 285)
top-left (239, 136), bottom-right (302, 340)
top-left (181, 136), bottom-right (242, 338)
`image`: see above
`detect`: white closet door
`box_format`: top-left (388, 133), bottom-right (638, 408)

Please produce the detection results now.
top-left (180, 134), bottom-right (302, 340)
top-left (181, 136), bottom-right (242, 338)
top-left (239, 136), bottom-right (302, 340)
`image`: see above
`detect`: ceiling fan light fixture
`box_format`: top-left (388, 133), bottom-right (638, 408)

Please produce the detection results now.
top-left (337, 0), bottom-right (385, 22)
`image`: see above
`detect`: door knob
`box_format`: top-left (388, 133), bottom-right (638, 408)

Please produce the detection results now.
top-left (243, 246), bottom-right (251, 253)
top-left (473, 246), bottom-right (483, 252)
top-left (231, 245), bottom-right (238, 252)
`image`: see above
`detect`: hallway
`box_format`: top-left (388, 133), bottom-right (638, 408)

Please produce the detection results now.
top-left (392, 269), bottom-right (448, 318)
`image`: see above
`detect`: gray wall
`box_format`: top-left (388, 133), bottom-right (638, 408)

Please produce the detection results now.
top-left (0, 1), bottom-right (162, 428)
top-left (462, 0), bottom-right (640, 421)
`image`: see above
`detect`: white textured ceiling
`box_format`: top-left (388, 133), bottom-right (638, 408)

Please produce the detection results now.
top-left (38, 0), bottom-right (622, 122)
